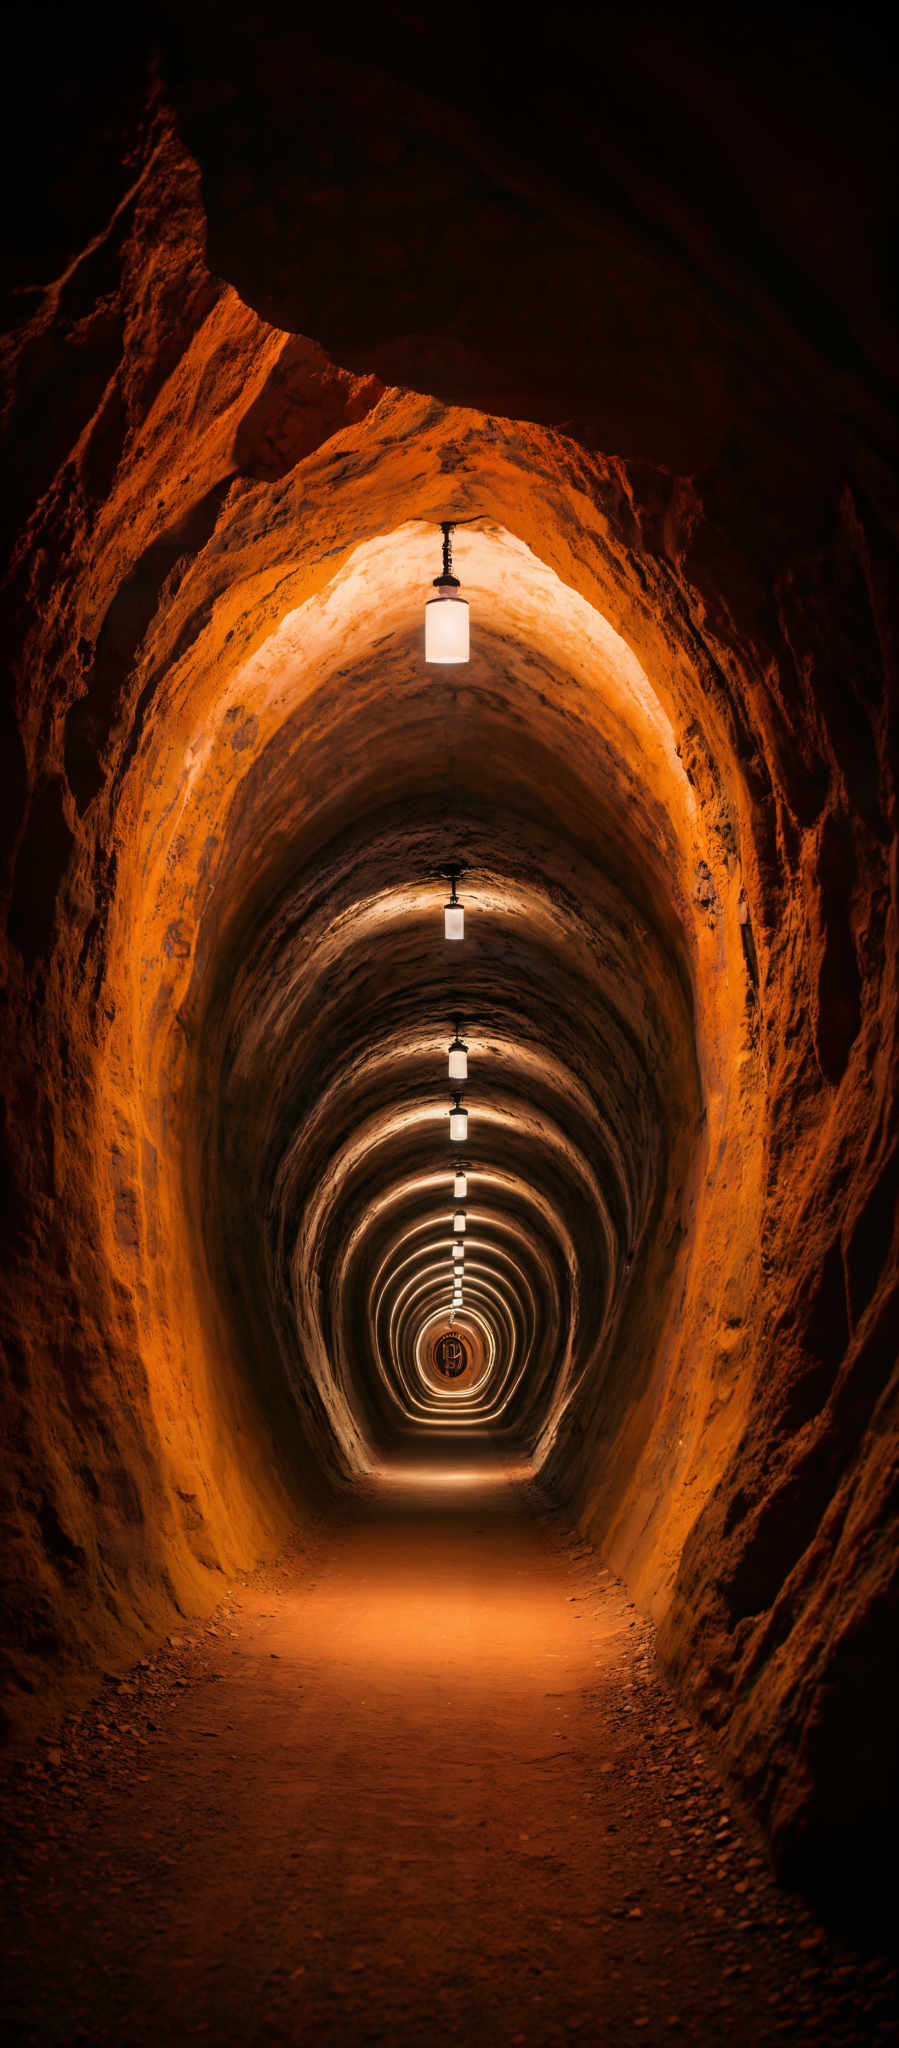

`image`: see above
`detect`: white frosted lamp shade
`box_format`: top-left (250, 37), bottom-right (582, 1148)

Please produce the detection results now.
top-left (450, 1104), bottom-right (468, 1142)
top-left (452, 1242), bottom-right (464, 1260)
top-left (444, 901), bottom-right (464, 941)
top-left (453, 1209), bottom-right (466, 1234)
top-left (448, 1038), bottom-right (468, 1081)
top-left (453, 1170), bottom-right (467, 1201)
top-left (425, 592), bottom-right (469, 663)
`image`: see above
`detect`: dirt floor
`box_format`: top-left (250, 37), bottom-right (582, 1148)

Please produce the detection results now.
top-left (2, 1443), bottom-right (897, 2045)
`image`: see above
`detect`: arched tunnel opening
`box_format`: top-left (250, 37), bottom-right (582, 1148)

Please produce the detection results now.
top-left (1, 5), bottom-right (897, 2040)
top-left (181, 517), bottom-right (711, 1500)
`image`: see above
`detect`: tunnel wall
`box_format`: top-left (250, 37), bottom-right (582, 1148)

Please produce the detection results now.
top-left (1, 27), bottom-right (897, 1920)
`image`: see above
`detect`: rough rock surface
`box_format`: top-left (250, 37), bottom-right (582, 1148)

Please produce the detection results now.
top-left (3, 1466), bottom-right (897, 2043)
top-left (1, 6), bottom-right (897, 1939)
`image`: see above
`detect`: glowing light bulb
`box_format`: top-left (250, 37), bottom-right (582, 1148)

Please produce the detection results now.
top-left (454, 1170), bottom-right (467, 1201)
top-left (448, 1034), bottom-right (468, 1082)
top-left (426, 592), bottom-right (469, 662)
top-left (425, 522), bottom-right (469, 663)
top-left (452, 1242), bottom-right (464, 1261)
top-left (453, 1209), bottom-right (466, 1234)
top-left (442, 866), bottom-right (465, 941)
top-left (449, 1094), bottom-right (468, 1142)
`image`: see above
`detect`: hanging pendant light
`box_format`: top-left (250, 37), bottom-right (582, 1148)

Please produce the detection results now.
top-left (453, 1168), bottom-right (467, 1201)
top-left (449, 1091), bottom-right (468, 1142)
top-left (444, 869), bottom-right (464, 941)
top-left (448, 1019), bottom-right (468, 1082)
top-left (453, 1209), bottom-right (466, 1234)
top-left (425, 521), bottom-right (469, 663)
top-left (452, 1243), bottom-right (464, 1262)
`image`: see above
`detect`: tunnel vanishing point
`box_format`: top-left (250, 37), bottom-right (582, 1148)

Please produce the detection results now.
top-left (1, 1), bottom-right (897, 1951)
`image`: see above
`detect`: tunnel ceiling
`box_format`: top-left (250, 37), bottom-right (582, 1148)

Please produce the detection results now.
top-left (1, 0), bottom-right (897, 1919)
top-left (183, 519), bottom-right (704, 1474)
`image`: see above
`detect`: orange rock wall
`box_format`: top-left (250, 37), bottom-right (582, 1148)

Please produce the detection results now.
top-left (1, 21), bottom-right (897, 1925)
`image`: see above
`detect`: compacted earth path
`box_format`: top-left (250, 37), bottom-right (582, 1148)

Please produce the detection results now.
top-left (2, 1447), bottom-right (896, 2046)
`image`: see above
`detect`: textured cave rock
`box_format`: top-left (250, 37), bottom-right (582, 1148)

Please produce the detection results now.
top-left (1, 4), bottom-right (897, 1933)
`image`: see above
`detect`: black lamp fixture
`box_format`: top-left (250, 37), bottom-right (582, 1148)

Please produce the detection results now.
top-left (449, 1091), bottom-right (468, 1142)
top-left (425, 521), bottom-right (469, 663)
top-left (443, 866), bottom-right (464, 942)
top-left (448, 1015), bottom-right (468, 1082)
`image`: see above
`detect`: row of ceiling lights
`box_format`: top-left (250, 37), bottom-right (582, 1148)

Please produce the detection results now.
top-left (443, 871), bottom-right (470, 1318)
top-left (432, 528), bottom-right (475, 1318)
top-left (429, 522), bottom-right (472, 1324)
top-left (448, 1008), bottom-right (469, 1316)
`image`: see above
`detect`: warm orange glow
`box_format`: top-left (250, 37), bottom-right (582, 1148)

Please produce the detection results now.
top-left (2, 20), bottom-right (895, 1960)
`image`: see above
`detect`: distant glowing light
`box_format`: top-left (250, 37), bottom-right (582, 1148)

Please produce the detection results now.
top-left (448, 1030), bottom-right (468, 1082)
top-left (454, 1169), bottom-right (467, 1201)
top-left (443, 869), bottom-right (464, 942)
top-left (453, 1209), bottom-right (466, 1234)
top-left (449, 1092), bottom-right (468, 1142)
top-left (452, 1242), bottom-right (464, 1261)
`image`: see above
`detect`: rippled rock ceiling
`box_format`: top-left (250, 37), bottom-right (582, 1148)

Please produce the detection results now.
top-left (1, 5), bottom-right (896, 1925)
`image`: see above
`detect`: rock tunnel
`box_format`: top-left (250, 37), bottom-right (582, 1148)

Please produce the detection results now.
top-left (2, 4), bottom-right (897, 2036)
